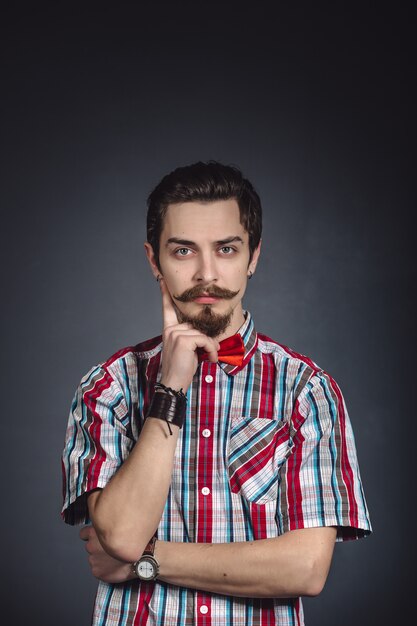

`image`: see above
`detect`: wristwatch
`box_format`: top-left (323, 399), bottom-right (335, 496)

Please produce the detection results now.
top-left (132, 536), bottom-right (159, 581)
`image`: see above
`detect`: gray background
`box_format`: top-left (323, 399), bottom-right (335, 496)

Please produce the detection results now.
top-left (1, 3), bottom-right (415, 625)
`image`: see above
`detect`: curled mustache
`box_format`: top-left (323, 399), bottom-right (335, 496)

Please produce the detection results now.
top-left (173, 284), bottom-right (239, 303)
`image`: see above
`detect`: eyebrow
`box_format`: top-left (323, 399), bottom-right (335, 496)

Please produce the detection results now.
top-left (216, 236), bottom-right (244, 246)
top-left (165, 236), bottom-right (244, 247)
top-left (165, 238), bottom-right (195, 247)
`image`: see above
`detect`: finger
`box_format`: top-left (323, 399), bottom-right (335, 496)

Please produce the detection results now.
top-left (207, 340), bottom-right (221, 363)
top-left (190, 336), bottom-right (219, 362)
top-left (205, 344), bottom-right (220, 363)
top-left (159, 278), bottom-right (180, 329)
top-left (166, 329), bottom-right (218, 348)
top-left (166, 327), bottom-right (210, 339)
top-left (163, 322), bottom-right (194, 336)
top-left (79, 525), bottom-right (92, 541)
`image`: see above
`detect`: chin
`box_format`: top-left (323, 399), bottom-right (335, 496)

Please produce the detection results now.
top-left (178, 305), bottom-right (234, 338)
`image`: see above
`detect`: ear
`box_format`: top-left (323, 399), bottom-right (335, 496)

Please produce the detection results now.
top-left (144, 242), bottom-right (161, 280)
top-left (248, 239), bottom-right (262, 276)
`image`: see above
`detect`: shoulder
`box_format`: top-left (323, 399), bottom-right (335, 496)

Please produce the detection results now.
top-left (78, 335), bottom-right (163, 396)
top-left (102, 334), bottom-right (163, 369)
top-left (255, 332), bottom-right (342, 405)
top-left (257, 332), bottom-right (323, 374)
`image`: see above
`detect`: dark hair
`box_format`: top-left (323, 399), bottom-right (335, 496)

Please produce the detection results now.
top-left (146, 160), bottom-right (262, 267)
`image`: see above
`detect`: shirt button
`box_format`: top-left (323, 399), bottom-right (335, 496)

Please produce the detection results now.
top-left (200, 605), bottom-right (209, 615)
top-left (201, 487), bottom-right (210, 496)
top-left (202, 428), bottom-right (211, 438)
top-left (205, 374), bottom-right (213, 383)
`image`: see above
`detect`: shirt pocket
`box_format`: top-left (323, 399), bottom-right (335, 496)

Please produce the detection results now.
top-left (227, 416), bottom-right (293, 504)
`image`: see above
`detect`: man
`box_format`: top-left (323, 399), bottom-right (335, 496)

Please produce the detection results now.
top-left (62, 161), bottom-right (371, 625)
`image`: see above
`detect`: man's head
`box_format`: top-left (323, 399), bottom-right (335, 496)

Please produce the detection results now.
top-left (144, 162), bottom-right (263, 338)
top-left (146, 161), bottom-right (262, 269)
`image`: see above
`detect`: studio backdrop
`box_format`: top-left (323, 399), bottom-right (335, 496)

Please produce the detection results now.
top-left (1, 4), bottom-right (415, 625)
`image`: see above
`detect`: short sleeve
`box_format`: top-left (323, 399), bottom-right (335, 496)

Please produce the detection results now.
top-left (276, 371), bottom-right (372, 541)
top-left (61, 364), bottom-right (135, 525)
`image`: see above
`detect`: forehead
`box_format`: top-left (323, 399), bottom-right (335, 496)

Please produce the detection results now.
top-left (161, 199), bottom-right (247, 240)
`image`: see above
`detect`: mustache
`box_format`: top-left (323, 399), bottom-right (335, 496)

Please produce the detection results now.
top-left (173, 284), bottom-right (239, 302)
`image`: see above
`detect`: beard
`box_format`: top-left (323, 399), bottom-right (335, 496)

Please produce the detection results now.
top-left (177, 304), bottom-right (234, 338)
top-left (173, 284), bottom-right (239, 338)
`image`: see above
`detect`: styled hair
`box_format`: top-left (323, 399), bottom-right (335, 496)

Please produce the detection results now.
top-left (146, 160), bottom-right (262, 267)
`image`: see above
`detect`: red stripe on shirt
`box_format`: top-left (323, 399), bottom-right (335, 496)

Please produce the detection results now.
top-left (196, 363), bottom-right (214, 625)
top-left (261, 599), bottom-right (277, 626)
top-left (259, 353), bottom-right (276, 419)
top-left (251, 502), bottom-right (267, 540)
top-left (286, 407), bottom-right (305, 530)
top-left (84, 371), bottom-right (113, 487)
top-left (196, 362), bottom-right (215, 544)
top-left (328, 375), bottom-right (359, 527)
top-left (133, 582), bottom-right (154, 625)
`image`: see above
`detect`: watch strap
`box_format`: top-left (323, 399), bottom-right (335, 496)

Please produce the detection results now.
top-left (132, 535), bottom-right (159, 581)
top-left (142, 534), bottom-right (157, 557)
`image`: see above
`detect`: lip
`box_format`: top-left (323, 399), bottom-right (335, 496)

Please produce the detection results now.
top-left (193, 296), bottom-right (221, 304)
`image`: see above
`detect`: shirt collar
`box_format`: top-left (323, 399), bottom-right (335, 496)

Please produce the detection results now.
top-left (218, 310), bottom-right (258, 376)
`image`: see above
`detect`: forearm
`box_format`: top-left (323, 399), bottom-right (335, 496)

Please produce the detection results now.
top-left (88, 417), bottom-right (179, 562)
top-left (155, 528), bottom-right (336, 598)
top-left (87, 278), bottom-right (221, 563)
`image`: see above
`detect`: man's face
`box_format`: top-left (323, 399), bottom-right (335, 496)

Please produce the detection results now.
top-left (145, 199), bottom-right (260, 339)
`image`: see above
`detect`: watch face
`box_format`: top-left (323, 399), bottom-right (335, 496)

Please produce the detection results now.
top-left (136, 557), bottom-right (157, 580)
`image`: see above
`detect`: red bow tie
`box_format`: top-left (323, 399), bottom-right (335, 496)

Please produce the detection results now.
top-left (198, 333), bottom-right (245, 367)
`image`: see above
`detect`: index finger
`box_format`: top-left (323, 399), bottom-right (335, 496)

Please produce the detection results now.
top-left (159, 278), bottom-right (180, 329)
top-left (79, 525), bottom-right (92, 541)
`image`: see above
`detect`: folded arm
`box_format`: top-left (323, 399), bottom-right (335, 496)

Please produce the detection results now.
top-left (81, 524), bottom-right (336, 597)
top-left (155, 526), bottom-right (337, 597)
top-left (86, 416), bottom-right (180, 562)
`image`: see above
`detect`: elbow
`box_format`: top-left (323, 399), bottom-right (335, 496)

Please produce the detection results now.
top-left (267, 561), bottom-right (329, 598)
top-left (268, 526), bottom-right (336, 598)
top-left (91, 513), bottom-right (147, 562)
top-left (302, 576), bottom-right (326, 597)
top-left (99, 531), bottom-right (147, 563)
top-left (98, 527), bottom-right (148, 563)
top-left (88, 493), bottom-right (148, 562)
top-left (301, 559), bottom-right (330, 597)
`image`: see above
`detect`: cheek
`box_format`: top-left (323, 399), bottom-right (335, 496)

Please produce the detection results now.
top-left (160, 270), bottom-right (184, 297)
top-left (234, 267), bottom-right (247, 281)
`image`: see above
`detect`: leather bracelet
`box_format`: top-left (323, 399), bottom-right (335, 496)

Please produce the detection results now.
top-left (146, 389), bottom-right (186, 435)
top-left (154, 382), bottom-right (186, 400)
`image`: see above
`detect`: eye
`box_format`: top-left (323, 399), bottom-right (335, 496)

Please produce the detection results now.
top-left (219, 246), bottom-right (236, 254)
top-left (174, 247), bottom-right (192, 256)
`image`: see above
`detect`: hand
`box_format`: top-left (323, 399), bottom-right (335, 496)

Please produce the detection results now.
top-left (159, 278), bottom-right (219, 392)
top-left (80, 525), bottom-right (135, 583)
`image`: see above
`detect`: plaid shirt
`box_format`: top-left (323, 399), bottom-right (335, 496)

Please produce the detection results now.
top-left (62, 312), bottom-right (371, 626)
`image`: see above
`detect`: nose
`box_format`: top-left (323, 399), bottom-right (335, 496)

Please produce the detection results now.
top-left (193, 250), bottom-right (218, 284)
